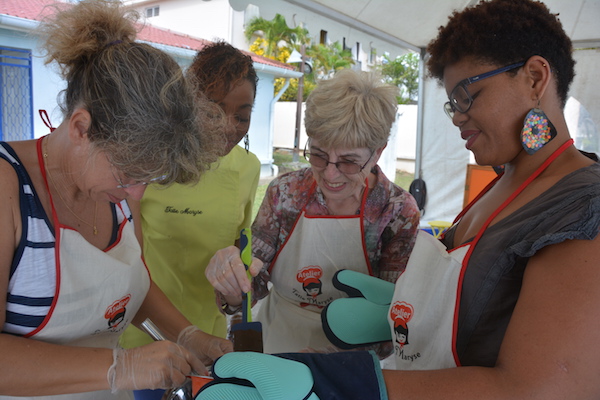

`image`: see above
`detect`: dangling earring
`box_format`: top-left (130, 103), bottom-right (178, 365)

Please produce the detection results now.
top-left (244, 134), bottom-right (250, 153)
top-left (521, 100), bottom-right (557, 155)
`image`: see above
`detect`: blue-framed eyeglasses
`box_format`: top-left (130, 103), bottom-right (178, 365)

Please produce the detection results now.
top-left (444, 61), bottom-right (525, 119)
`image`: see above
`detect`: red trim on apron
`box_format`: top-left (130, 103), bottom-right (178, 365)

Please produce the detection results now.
top-left (450, 139), bottom-right (574, 365)
top-left (268, 178), bottom-right (372, 276)
top-left (30, 137), bottom-right (61, 337)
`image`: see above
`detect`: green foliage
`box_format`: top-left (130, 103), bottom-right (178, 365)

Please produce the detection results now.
top-left (377, 52), bottom-right (420, 104)
top-left (274, 77), bottom-right (316, 102)
top-left (245, 14), bottom-right (358, 102)
top-left (245, 14), bottom-right (308, 60)
top-left (306, 41), bottom-right (355, 80)
top-left (245, 15), bottom-right (420, 105)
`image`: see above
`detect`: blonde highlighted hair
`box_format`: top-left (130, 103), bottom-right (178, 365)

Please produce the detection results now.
top-left (304, 69), bottom-right (398, 150)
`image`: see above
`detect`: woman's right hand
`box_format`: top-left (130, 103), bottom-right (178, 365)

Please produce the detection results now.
top-left (107, 340), bottom-right (206, 391)
top-left (205, 245), bottom-right (263, 301)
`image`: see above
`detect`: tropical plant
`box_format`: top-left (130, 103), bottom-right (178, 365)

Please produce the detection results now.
top-left (244, 14), bottom-right (308, 60)
top-left (306, 41), bottom-right (354, 80)
top-left (274, 77), bottom-right (317, 102)
top-left (377, 52), bottom-right (420, 104)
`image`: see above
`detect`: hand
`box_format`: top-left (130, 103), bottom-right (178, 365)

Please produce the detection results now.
top-left (177, 325), bottom-right (233, 367)
top-left (205, 245), bottom-right (263, 300)
top-left (107, 341), bottom-right (204, 392)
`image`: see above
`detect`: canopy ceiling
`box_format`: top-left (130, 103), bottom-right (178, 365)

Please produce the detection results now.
top-left (229, 0), bottom-right (600, 56)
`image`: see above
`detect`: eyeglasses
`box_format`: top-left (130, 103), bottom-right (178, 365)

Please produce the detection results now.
top-left (444, 61), bottom-right (525, 119)
top-left (304, 144), bottom-right (374, 175)
top-left (112, 168), bottom-right (164, 189)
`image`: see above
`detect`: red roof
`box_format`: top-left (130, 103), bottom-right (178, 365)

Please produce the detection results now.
top-left (0, 0), bottom-right (294, 71)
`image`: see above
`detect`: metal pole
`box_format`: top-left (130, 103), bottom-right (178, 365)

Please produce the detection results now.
top-left (293, 44), bottom-right (306, 163)
top-left (414, 47), bottom-right (426, 179)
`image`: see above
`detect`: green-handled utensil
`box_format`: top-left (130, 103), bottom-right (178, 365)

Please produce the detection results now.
top-left (239, 228), bottom-right (253, 323)
top-left (230, 228), bottom-right (263, 352)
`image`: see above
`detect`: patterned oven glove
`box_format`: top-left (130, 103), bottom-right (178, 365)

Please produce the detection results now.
top-left (321, 269), bottom-right (395, 349)
top-left (195, 351), bottom-right (387, 400)
top-left (196, 351), bottom-right (319, 400)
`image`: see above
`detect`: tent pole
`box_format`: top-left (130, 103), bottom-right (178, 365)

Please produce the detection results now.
top-left (414, 47), bottom-right (426, 180)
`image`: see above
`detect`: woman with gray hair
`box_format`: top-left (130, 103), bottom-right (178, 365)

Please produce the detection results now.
top-left (0, 0), bottom-right (231, 398)
top-left (206, 68), bottom-right (420, 355)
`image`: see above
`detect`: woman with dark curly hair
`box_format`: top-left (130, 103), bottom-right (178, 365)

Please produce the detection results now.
top-left (0, 1), bottom-right (232, 399)
top-left (120, 40), bottom-right (261, 400)
top-left (194, 1), bottom-right (600, 399)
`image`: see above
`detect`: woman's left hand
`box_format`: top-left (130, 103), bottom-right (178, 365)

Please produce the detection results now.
top-left (177, 325), bottom-right (233, 367)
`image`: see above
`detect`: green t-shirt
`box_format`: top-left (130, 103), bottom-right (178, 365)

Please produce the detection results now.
top-left (120, 145), bottom-right (260, 348)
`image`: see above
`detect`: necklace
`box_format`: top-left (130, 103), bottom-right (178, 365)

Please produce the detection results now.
top-left (42, 136), bottom-right (98, 235)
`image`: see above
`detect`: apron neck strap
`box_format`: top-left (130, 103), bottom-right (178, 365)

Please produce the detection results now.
top-left (39, 110), bottom-right (56, 132)
top-left (465, 138), bottom-right (574, 258)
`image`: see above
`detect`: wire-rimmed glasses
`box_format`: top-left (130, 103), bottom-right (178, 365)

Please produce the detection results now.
top-left (303, 142), bottom-right (374, 175)
top-left (112, 168), bottom-right (164, 189)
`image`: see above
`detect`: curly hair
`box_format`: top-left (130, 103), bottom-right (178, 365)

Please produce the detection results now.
top-left (37, 0), bottom-right (223, 185)
top-left (187, 40), bottom-right (258, 101)
top-left (304, 69), bottom-right (398, 150)
top-left (426, 0), bottom-right (575, 107)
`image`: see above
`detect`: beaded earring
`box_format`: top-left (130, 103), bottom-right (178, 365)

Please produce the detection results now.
top-left (244, 134), bottom-right (250, 153)
top-left (521, 101), bottom-right (556, 155)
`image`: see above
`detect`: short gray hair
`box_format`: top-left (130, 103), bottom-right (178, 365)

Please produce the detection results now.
top-left (304, 69), bottom-right (398, 150)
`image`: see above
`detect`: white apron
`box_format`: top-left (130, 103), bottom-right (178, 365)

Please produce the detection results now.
top-left (257, 183), bottom-right (371, 354)
top-left (1, 142), bottom-right (150, 400)
top-left (389, 140), bottom-right (573, 370)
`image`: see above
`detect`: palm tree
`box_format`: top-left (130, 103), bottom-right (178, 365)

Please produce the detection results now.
top-left (244, 14), bottom-right (309, 61)
top-left (306, 41), bottom-right (354, 80)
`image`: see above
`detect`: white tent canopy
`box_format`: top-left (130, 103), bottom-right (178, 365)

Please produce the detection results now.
top-left (231, 0), bottom-right (600, 51)
top-left (230, 0), bottom-right (600, 223)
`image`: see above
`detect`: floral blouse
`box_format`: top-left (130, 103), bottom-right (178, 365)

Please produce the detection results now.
top-left (250, 165), bottom-right (420, 301)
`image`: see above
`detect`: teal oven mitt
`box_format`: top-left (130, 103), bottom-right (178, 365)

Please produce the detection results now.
top-left (196, 352), bottom-right (319, 400)
top-left (322, 269), bottom-right (395, 349)
top-left (195, 351), bottom-right (387, 400)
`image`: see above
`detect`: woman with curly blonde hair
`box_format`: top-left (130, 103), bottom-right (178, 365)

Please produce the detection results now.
top-left (0, 1), bottom-right (231, 399)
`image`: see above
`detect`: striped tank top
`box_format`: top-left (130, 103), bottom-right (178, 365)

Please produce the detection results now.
top-left (1, 141), bottom-right (124, 336)
top-left (1, 142), bottom-right (55, 336)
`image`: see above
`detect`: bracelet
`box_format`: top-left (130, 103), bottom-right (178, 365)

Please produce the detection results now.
top-left (217, 291), bottom-right (243, 315)
top-left (222, 302), bottom-right (243, 315)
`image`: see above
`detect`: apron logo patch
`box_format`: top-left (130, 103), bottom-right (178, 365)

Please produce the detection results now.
top-left (390, 301), bottom-right (414, 348)
top-left (294, 265), bottom-right (332, 308)
top-left (391, 301), bottom-right (421, 361)
top-left (296, 265), bottom-right (323, 298)
top-left (105, 294), bottom-right (131, 329)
